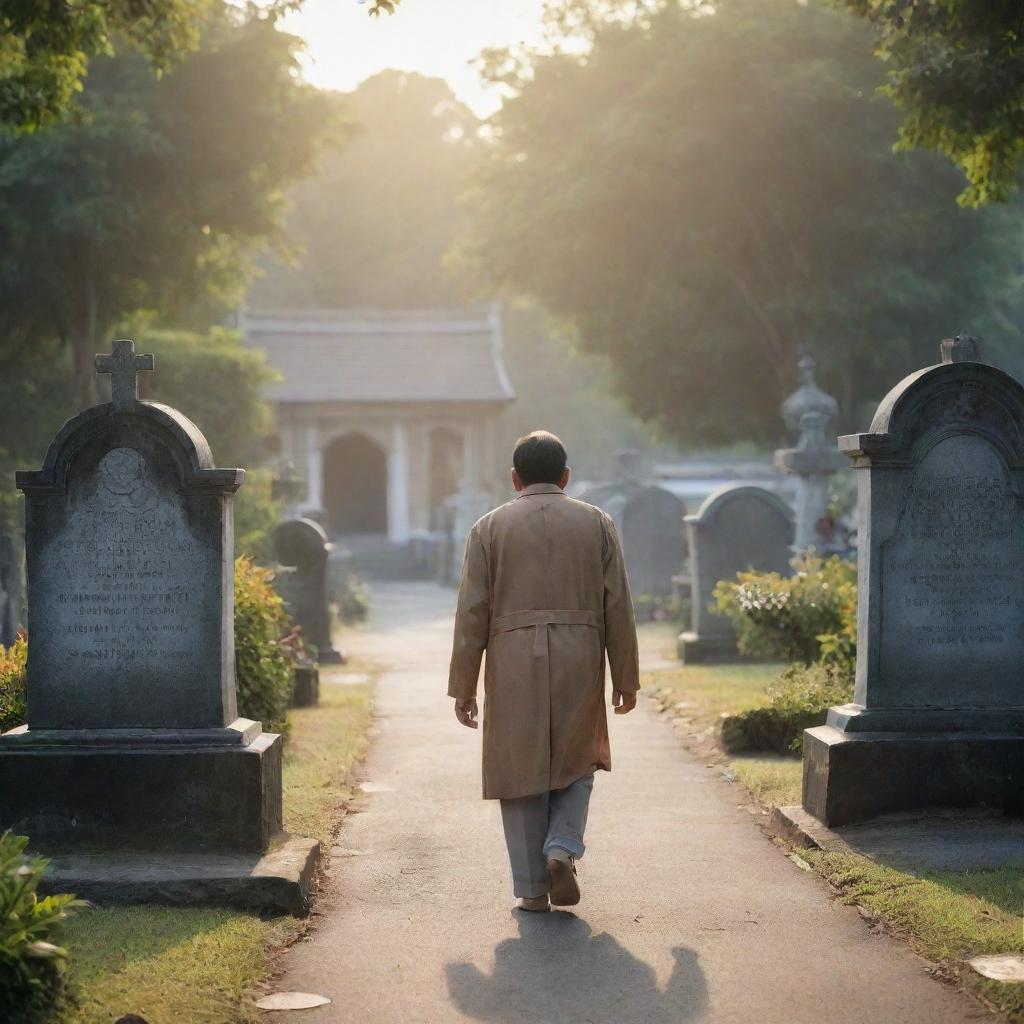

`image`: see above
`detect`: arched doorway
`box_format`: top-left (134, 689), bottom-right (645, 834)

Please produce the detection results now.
top-left (323, 432), bottom-right (388, 535)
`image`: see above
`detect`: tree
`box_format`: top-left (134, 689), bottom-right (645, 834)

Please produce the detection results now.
top-left (0, 0), bottom-right (209, 131)
top-left (0, 0), bottom-right (399, 131)
top-left (460, 0), bottom-right (1024, 447)
top-left (834, 0), bottom-right (1024, 205)
top-left (0, 3), bottom-right (335, 408)
top-left (251, 70), bottom-right (477, 309)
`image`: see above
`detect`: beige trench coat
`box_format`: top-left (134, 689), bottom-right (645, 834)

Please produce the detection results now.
top-left (447, 483), bottom-right (640, 800)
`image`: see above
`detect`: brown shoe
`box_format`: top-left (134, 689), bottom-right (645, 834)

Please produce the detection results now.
top-left (515, 895), bottom-right (550, 913)
top-left (546, 855), bottom-right (581, 907)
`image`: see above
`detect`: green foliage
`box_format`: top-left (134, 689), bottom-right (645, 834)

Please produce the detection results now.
top-left (234, 469), bottom-right (280, 565)
top-left (461, 0), bottom-right (1024, 446)
top-left (0, 3), bottom-right (336, 408)
top-left (720, 661), bottom-right (854, 755)
top-left (233, 556), bottom-right (294, 735)
top-left (0, 638), bottom-right (27, 733)
top-left (0, 832), bottom-right (86, 1024)
top-left (713, 554), bottom-right (857, 668)
top-left (0, 0), bottom-right (208, 131)
top-left (835, 0), bottom-right (1024, 205)
top-left (138, 327), bottom-right (277, 467)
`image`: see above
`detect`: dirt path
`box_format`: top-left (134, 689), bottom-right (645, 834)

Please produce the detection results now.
top-left (274, 581), bottom-right (981, 1024)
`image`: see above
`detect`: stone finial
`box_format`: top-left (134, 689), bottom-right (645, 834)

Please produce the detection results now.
top-left (95, 339), bottom-right (154, 411)
top-left (781, 350), bottom-right (839, 435)
top-left (940, 333), bottom-right (982, 365)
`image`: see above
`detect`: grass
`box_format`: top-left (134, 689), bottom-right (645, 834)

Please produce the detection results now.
top-left (60, 908), bottom-right (298, 1024)
top-left (730, 755), bottom-right (803, 807)
top-left (808, 851), bottom-right (1024, 1021)
top-left (648, 662), bottom-right (782, 721)
top-left (55, 669), bottom-right (375, 1024)
top-left (282, 673), bottom-right (374, 846)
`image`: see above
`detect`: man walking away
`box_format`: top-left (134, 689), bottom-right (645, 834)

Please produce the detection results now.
top-left (448, 430), bottom-right (640, 912)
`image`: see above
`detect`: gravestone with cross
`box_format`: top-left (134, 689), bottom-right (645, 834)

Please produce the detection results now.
top-left (0, 339), bottom-right (284, 853)
top-left (802, 335), bottom-right (1024, 825)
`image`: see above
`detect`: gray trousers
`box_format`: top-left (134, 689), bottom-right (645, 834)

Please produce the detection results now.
top-left (499, 772), bottom-right (595, 898)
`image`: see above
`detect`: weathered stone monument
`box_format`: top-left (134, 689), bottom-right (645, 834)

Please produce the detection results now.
top-left (273, 517), bottom-right (344, 664)
top-left (678, 485), bottom-right (793, 663)
top-left (803, 335), bottom-right (1024, 825)
top-left (620, 486), bottom-right (687, 598)
top-left (774, 353), bottom-right (846, 552)
top-left (0, 341), bottom-right (285, 857)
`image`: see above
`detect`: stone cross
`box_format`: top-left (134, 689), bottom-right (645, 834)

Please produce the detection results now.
top-left (95, 339), bottom-right (154, 411)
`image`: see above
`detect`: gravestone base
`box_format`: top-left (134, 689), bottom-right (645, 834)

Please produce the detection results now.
top-left (677, 631), bottom-right (758, 664)
top-left (36, 835), bottom-right (321, 916)
top-left (802, 724), bottom-right (1024, 827)
top-left (291, 663), bottom-right (320, 708)
top-left (0, 727), bottom-right (283, 852)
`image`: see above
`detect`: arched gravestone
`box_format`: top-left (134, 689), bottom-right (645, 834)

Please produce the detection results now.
top-left (803, 335), bottom-right (1024, 826)
top-left (273, 518), bottom-right (344, 665)
top-left (0, 340), bottom-right (283, 853)
top-left (621, 486), bottom-right (687, 598)
top-left (678, 485), bottom-right (793, 663)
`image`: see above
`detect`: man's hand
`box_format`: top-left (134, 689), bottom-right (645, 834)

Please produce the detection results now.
top-left (612, 689), bottom-right (637, 715)
top-left (454, 697), bottom-right (479, 729)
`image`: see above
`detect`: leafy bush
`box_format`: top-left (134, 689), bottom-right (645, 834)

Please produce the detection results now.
top-left (0, 637), bottom-right (27, 733)
top-left (0, 833), bottom-right (86, 1024)
top-left (720, 662), bottom-right (854, 756)
top-left (234, 557), bottom-right (295, 736)
top-left (713, 553), bottom-right (857, 669)
top-left (234, 467), bottom-right (280, 564)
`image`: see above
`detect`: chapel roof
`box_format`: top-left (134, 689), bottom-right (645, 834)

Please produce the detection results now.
top-left (242, 306), bottom-right (516, 405)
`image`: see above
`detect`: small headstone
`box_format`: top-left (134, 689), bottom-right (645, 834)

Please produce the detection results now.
top-left (620, 486), bottom-right (687, 598)
top-left (678, 485), bottom-right (793, 663)
top-left (802, 334), bottom-right (1024, 826)
top-left (273, 518), bottom-right (343, 665)
top-left (0, 340), bottom-right (283, 852)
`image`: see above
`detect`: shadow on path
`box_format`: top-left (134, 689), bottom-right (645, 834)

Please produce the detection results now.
top-left (446, 912), bottom-right (708, 1024)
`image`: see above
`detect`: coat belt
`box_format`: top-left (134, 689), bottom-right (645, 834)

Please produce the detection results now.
top-left (490, 609), bottom-right (602, 657)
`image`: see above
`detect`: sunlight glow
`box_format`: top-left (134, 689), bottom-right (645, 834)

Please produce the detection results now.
top-left (279, 0), bottom-right (549, 115)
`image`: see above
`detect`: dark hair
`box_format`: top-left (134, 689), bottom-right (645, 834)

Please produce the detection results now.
top-left (513, 431), bottom-right (568, 486)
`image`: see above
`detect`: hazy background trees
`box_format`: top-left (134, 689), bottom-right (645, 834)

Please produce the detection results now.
top-left (458, 0), bottom-right (1024, 447)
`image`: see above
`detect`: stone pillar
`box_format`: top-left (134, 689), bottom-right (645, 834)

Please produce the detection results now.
top-left (387, 420), bottom-right (411, 544)
top-left (774, 354), bottom-right (844, 552)
top-left (304, 422), bottom-right (322, 516)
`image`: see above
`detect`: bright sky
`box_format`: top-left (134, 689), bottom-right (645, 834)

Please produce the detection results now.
top-left (279, 0), bottom-right (549, 116)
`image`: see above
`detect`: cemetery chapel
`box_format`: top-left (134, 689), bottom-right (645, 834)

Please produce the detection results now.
top-left (244, 307), bottom-right (516, 541)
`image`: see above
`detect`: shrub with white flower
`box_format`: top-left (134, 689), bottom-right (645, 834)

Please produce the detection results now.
top-left (713, 553), bottom-right (856, 667)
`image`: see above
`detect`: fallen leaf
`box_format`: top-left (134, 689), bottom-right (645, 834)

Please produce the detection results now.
top-left (255, 992), bottom-right (332, 1011)
top-left (788, 853), bottom-right (812, 872)
top-left (968, 955), bottom-right (1024, 983)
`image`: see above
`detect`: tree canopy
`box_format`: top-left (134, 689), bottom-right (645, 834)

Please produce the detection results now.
top-left (459, 0), bottom-right (1024, 447)
top-left (835, 0), bottom-right (1024, 206)
top-left (0, 0), bottom-right (400, 132)
top-left (0, 2), bottom-right (334, 407)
